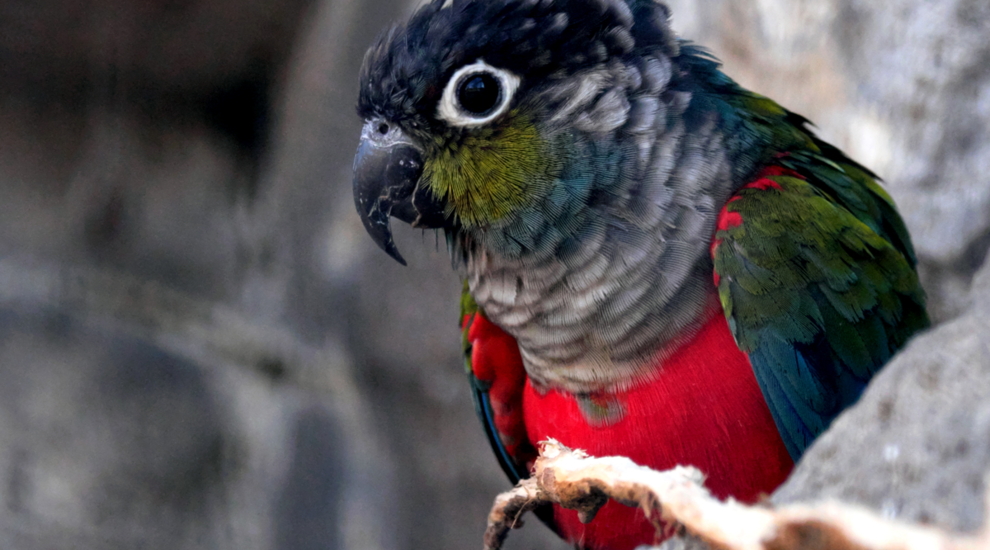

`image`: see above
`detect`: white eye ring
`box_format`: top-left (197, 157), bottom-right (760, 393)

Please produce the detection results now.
top-left (437, 59), bottom-right (521, 127)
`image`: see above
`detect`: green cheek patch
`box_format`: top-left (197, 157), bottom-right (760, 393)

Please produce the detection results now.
top-left (423, 114), bottom-right (557, 227)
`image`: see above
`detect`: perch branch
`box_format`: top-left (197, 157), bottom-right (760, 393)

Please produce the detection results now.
top-left (484, 439), bottom-right (989, 550)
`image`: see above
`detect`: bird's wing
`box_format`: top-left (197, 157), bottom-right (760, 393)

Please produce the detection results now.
top-left (460, 286), bottom-right (536, 483)
top-left (711, 157), bottom-right (928, 459)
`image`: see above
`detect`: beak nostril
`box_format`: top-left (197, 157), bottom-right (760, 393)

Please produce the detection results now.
top-left (377, 122), bottom-right (389, 135)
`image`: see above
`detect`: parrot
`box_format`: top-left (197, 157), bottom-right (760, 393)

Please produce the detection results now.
top-left (351, 0), bottom-right (930, 548)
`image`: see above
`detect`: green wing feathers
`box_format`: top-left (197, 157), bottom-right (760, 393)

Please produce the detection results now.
top-left (713, 148), bottom-right (929, 458)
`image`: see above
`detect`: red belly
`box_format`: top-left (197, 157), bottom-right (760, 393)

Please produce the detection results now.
top-left (523, 313), bottom-right (793, 550)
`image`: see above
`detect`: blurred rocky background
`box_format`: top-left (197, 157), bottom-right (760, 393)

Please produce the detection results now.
top-left (0, 1), bottom-right (986, 550)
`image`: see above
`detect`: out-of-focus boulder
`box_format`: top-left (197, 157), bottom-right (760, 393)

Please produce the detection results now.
top-left (0, 259), bottom-right (395, 550)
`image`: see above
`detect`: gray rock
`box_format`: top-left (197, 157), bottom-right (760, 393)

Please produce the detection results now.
top-left (0, 258), bottom-right (396, 550)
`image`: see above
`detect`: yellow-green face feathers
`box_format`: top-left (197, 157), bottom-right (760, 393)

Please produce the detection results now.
top-left (423, 113), bottom-right (561, 228)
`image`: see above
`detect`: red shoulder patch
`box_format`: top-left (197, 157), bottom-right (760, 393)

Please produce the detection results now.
top-left (711, 164), bottom-right (805, 285)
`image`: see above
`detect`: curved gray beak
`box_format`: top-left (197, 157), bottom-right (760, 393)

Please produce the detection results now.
top-left (352, 120), bottom-right (447, 265)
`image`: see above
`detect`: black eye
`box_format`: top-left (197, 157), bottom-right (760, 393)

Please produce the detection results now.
top-left (456, 72), bottom-right (502, 116)
top-left (438, 61), bottom-right (519, 127)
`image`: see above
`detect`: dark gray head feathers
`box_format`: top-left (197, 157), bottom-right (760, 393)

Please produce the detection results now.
top-left (357, 0), bottom-right (678, 129)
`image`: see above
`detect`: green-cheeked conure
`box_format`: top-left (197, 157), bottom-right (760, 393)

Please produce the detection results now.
top-left (351, 1), bottom-right (929, 548)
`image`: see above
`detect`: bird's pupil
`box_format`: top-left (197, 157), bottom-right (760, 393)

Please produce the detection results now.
top-left (457, 73), bottom-right (501, 116)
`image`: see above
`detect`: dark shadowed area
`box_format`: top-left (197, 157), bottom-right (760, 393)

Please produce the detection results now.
top-left (0, 0), bottom-right (987, 549)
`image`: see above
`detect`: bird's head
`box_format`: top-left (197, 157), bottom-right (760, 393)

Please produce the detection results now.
top-left (353, 0), bottom-right (680, 264)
